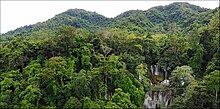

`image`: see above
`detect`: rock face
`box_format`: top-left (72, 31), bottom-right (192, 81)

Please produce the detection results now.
top-left (144, 65), bottom-right (173, 109)
top-left (150, 65), bottom-right (164, 85)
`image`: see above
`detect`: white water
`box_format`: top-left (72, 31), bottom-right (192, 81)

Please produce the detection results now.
top-left (144, 90), bottom-right (171, 108)
top-left (143, 65), bottom-right (172, 109)
top-left (155, 65), bottom-right (159, 75)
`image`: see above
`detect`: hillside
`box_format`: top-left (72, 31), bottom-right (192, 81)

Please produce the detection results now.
top-left (112, 2), bottom-right (211, 34)
top-left (1, 9), bottom-right (111, 38)
top-left (1, 2), bottom-right (215, 38)
top-left (0, 2), bottom-right (219, 109)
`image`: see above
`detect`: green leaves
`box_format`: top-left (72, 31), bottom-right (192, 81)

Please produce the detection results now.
top-left (64, 97), bottom-right (82, 109)
top-left (170, 66), bottom-right (195, 95)
top-left (135, 63), bottom-right (149, 80)
top-left (19, 85), bottom-right (42, 108)
top-left (111, 88), bottom-right (136, 108)
top-left (0, 6), bottom-right (219, 108)
top-left (83, 97), bottom-right (100, 108)
top-left (189, 46), bottom-right (204, 73)
top-left (204, 70), bottom-right (220, 92)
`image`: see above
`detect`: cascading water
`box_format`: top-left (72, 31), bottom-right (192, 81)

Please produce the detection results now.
top-left (159, 91), bottom-right (164, 105)
top-left (143, 92), bottom-right (153, 108)
top-left (151, 65), bottom-right (154, 75)
top-left (155, 65), bottom-right (159, 75)
top-left (143, 65), bottom-right (173, 109)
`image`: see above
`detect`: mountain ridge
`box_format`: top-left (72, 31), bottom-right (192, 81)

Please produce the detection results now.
top-left (0, 2), bottom-right (219, 109)
top-left (1, 2), bottom-right (216, 37)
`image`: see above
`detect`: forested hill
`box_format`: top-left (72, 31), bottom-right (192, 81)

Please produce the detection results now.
top-left (112, 2), bottom-right (211, 34)
top-left (1, 2), bottom-right (217, 38)
top-left (1, 8), bottom-right (111, 38)
top-left (0, 2), bottom-right (219, 109)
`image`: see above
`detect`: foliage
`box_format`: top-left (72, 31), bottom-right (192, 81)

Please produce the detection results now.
top-left (0, 2), bottom-right (219, 109)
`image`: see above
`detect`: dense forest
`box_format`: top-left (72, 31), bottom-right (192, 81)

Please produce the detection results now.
top-left (0, 2), bottom-right (219, 108)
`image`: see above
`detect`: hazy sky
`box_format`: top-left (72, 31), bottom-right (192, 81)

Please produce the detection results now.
top-left (1, 1), bottom-right (219, 33)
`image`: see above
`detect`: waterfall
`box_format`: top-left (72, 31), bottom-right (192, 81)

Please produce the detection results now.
top-left (144, 64), bottom-right (173, 108)
top-left (159, 91), bottom-right (164, 104)
top-left (150, 65), bottom-right (160, 76)
top-left (165, 100), bottom-right (169, 107)
top-left (151, 65), bottom-right (154, 75)
top-left (155, 65), bottom-right (159, 75)
top-left (161, 79), bottom-right (169, 86)
top-left (143, 92), bottom-right (154, 108)
top-left (158, 91), bottom-right (170, 108)
top-left (165, 70), bottom-right (167, 80)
